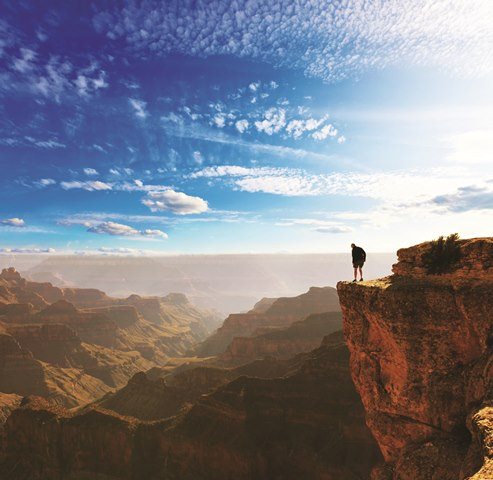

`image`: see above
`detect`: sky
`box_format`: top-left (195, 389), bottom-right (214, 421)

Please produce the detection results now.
top-left (0, 0), bottom-right (492, 255)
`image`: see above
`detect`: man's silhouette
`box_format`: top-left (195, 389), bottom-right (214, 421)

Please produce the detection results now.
top-left (351, 243), bottom-right (366, 282)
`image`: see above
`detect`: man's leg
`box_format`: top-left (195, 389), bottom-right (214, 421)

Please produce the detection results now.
top-left (359, 266), bottom-right (363, 280)
top-left (353, 267), bottom-right (358, 281)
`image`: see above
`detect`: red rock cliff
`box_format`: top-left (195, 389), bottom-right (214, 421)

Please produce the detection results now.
top-left (337, 237), bottom-right (493, 479)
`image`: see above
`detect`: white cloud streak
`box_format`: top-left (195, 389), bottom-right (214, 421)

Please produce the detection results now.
top-left (60, 180), bottom-right (112, 191)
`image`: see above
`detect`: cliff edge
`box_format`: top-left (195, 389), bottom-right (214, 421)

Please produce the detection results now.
top-left (337, 237), bottom-right (493, 479)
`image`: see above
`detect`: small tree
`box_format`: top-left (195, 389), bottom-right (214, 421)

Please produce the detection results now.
top-left (422, 233), bottom-right (461, 274)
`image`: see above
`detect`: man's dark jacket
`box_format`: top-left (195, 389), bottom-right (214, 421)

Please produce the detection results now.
top-left (352, 246), bottom-right (366, 262)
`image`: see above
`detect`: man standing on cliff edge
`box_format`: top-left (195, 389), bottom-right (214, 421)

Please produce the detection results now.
top-left (351, 243), bottom-right (366, 282)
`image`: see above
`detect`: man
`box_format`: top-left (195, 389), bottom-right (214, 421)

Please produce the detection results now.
top-left (351, 243), bottom-right (366, 282)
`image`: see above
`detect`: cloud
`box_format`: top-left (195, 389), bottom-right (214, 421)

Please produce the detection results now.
top-left (276, 218), bottom-right (353, 234)
top-left (192, 151), bottom-right (203, 165)
top-left (31, 139), bottom-right (66, 149)
top-left (0, 247), bottom-right (55, 254)
top-left (34, 178), bottom-right (56, 188)
top-left (12, 48), bottom-right (36, 73)
top-left (162, 117), bottom-right (347, 166)
top-left (337, 135), bottom-right (346, 144)
top-left (235, 119), bottom-right (249, 133)
top-left (213, 114), bottom-right (226, 128)
top-left (75, 72), bottom-right (108, 96)
top-left (129, 98), bottom-right (147, 118)
top-left (254, 108), bottom-right (286, 135)
top-left (7, 48), bottom-right (110, 102)
top-left (314, 225), bottom-right (353, 234)
top-left (142, 189), bottom-right (208, 214)
top-left (190, 165), bottom-right (477, 201)
top-left (142, 228), bottom-right (168, 239)
top-left (60, 180), bottom-right (112, 191)
top-left (286, 117), bottom-right (325, 139)
top-left (1, 218), bottom-right (25, 227)
top-left (92, 1), bottom-right (493, 82)
top-left (312, 124), bottom-right (338, 141)
top-left (83, 168), bottom-right (99, 175)
top-left (431, 183), bottom-right (493, 212)
top-left (87, 221), bottom-right (168, 239)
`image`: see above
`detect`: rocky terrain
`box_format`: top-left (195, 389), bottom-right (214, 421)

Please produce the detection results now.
top-left (0, 267), bottom-right (219, 407)
top-left (1, 331), bottom-right (381, 479)
top-left (1, 237), bottom-right (491, 479)
top-left (193, 286), bottom-right (340, 357)
top-left (219, 311), bottom-right (343, 365)
top-left (338, 237), bottom-right (493, 479)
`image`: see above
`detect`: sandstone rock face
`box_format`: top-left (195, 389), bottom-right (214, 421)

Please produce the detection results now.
top-left (195, 286), bottom-right (340, 357)
top-left (1, 332), bottom-right (382, 479)
top-left (337, 237), bottom-right (493, 479)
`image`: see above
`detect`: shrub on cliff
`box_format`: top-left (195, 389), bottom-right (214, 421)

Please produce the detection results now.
top-left (422, 233), bottom-right (461, 274)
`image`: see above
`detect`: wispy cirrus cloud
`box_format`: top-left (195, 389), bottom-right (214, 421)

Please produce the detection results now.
top-left (129, 98), bottom-right (148, 118)
top-left (276, 218), bottom-right (353, 234)
top-left (60, 180), bottom-right (112, 191)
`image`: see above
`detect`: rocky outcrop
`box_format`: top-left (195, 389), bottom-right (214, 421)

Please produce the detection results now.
top-left (337, 237), bottom-right (493, 479)
top-left (195, 286), bottom-right (340, 357)
top-left (1, 331), bottom-right (382, 479)
top-left (219, 311), bottom-right (342, 365)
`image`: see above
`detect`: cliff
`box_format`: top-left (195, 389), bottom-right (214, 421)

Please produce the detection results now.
top-left (194, 286), bottom-right (340, 357)
top-left (1, 331), bottom-right (382, 479)
top-left (337, 237), bottom-right (493, 479)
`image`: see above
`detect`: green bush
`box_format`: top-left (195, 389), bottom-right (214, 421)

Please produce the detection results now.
top-left (422, 233), bottom-right (461, 274)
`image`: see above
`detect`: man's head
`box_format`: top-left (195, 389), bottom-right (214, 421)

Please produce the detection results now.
top-left (351, 243), bottom-right (355, 248)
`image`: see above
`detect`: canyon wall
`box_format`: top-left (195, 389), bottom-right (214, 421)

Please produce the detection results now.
top-left (337, 237), bottom-right (493, 479)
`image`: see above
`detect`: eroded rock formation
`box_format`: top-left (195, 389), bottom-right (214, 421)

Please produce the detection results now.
top-left (219, 311), bottom-right (342, 365)
top-left (194, 286), bottom-right (340, 357)
top-left (1, 331), bottom-right (382, 479)
top-left (337, 237), bottom-right (493, 479)
top-left (0, 268), bottom-right (220, 407)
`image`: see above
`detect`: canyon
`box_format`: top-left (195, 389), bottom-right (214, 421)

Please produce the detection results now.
top-left (0, 267), bottom-right (219, 407)
top-left (0, 237), bottom-right (491, 479)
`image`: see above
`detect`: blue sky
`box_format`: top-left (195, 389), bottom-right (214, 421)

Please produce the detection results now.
top-left (0, 0), bottom-right (492, 254)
